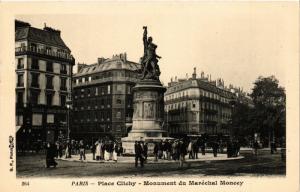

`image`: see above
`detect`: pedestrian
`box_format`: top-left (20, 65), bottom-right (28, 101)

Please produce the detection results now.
top-left (192, 141), bottom-right (199, 159)
top-left (75, 141), bottom-right (80, 155)
top-left (46, 142), bottom-right (57, 168)
top-left (143, 142), bottom-right (148, 162)
top-left (153, 142), bottom-right (158, 161)
top-left (188, 141), bottom-right (193, 159)
top-left (65, 140), bottom-right (72, 158)
top-left (134, 141), bottom-right (144, 167)
top-left (100, 140), bottom-right (105, 160)
top-left (171, 140), bottom-right (177, 160)
top-left (158, 141), bottom-right (163, 159)
top-left (104, 142), bottom-right (110, 161)
top-left (55, 141), bottom-right (60, 158)
top-left (179, 140), bottom-right (187, 168)
top-left (79, 140), bottom-right (86, 160)
top-left (166, 140), bottom-right (172, 160)
top-left (162, 141), bottom-right (167, 160)
top-left (91, 141), bottom-right (96, 160)
top-left (227, 140), bottom-right (233, 158)
top-left (212, 141), bottom-right (219, 157)
top-left (113, 142), bottom-right (118, 162)
top-left (95, 140), bottom-right (100, 160)
top-left (201, 141), bottom-right (206, 156)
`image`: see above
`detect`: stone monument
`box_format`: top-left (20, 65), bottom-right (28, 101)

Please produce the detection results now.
top-left (121, 26), bottom-right (169, 154)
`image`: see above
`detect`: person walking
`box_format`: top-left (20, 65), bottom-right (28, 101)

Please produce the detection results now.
top-left (134, 141), bottom-right (144, 167)
top-left (91, 141), bottom-right (96, 160)
top-left (143, 142), bottom-right (148, 162)
top-left (166, 140), bottom-right (172, 160)
top-left (201, 141), bottom-right (206, 156)
top-left (46, 142), bottom-right (57, 168)
top-left (79, 140), bottom-right (86, 161)
top-left (158, 141), bottom-right (163, 159)
top-left (179, 140), bottom-right (187, 168)
top-left (187, 141), bottom-right (193, 159)
top-left (104, 142), bottom-right (110, 161)
top-left (113, 142), bottom-right (118, 162)
top-left (65, 140), bottom-right (72, 158)
top-left (212, 141), bottom-right (219, 157)
top-left (95, 140), bottom-right (100, 160)
top-left (192, 141), bottom-right (199, 159)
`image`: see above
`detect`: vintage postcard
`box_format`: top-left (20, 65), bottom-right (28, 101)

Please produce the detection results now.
top-left (0, 1), bottom-right (299, 192)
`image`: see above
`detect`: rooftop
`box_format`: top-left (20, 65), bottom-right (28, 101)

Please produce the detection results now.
top-left (74, 53), bottom-right (141, 77)
top-left (15, 20), bottom-right (70, 51)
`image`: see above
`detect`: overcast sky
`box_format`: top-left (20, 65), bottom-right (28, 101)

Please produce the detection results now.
top-left (16, 2), bottom-right (296, 92)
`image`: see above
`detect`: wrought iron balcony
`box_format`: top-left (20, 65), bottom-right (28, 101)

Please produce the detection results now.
top-left (15, 46), bottom-right (75, 63)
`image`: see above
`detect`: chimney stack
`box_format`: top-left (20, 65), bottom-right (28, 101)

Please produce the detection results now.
top-left (192, 67), bottom-right (197, 79)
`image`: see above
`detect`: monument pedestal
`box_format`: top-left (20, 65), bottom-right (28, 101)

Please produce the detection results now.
top-left (121, 79), bottom-right (169, 154)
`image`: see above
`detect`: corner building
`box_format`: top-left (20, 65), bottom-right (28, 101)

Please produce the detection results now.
top-left (15, 20), bottom-right (75, 145)
top-left (164, 68), bottom-right (235, 138)
top-left (72, 53), bottom-right (140, 142)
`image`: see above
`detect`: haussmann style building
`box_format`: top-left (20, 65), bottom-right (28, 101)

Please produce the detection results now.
top-left (164, 68), bottom-right (251, 139)
top-left (72, 53), bottom-right (141, 142)
top-left (15, 20), bottom-right (75, 147)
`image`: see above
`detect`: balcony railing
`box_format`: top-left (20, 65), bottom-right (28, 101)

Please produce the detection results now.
top-left (15, 46), bottom-right (74, 62)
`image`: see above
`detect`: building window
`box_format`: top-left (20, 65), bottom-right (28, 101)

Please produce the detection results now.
top-left (127, 85), bottom-right (131, 94)
top-left (30, 43), bottom-right (37, 52)
top-left (47, 114), bottom-right (54, 123)
top-left (31, 58), bottom-right (39, 70)
top-left (46, 46), bottom-right (52, 54)
top-left (17, 58), bottom-right (24, 69)
top-left (107, 85), bottom-right (111, 94)
top-left (76, 79), bottom-right (79, 85)
top-left (82, 77), bottom-right (85, 83)
top-left (116, 111), bottom-right (121, 119)
top-left (32, 113), bottom-right (42, 126)
top-left (46, 76), bottom-right (53, 89)
top-left (46, 93), bottom-right (53, 106)
top-left (31, 73), bottom-right (39, 88)
top-left (116, 84), bottom-right (122, 93)
top-left (16, 115), bottom-right (23, 126)
top-left (60, 78), bottom-right (67, 91)
top-left (17, 74), bottom-right (24, 87)
top-left (60, 95), bottom-right (66, 107)
top-left (95, 87), bottom-right (98, 96)
top-left (46, 61), bottom-right (53, 72)
top-left (30, 91), bottom-right (39, 105)
top-left (88, 76), bottom-right (92, 82)
top-left (60, 64), bottom-right (67, 74)
top-left (116, 98), bottom-right (122, 104)
top-left (17, 92), bottom-right (23, 104)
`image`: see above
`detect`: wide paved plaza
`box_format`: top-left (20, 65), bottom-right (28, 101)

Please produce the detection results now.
top-left (16, 149), bottom-right (285, 178)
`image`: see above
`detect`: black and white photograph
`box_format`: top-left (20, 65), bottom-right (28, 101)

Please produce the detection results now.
top-left (0, 1), bottom-right (299, 192)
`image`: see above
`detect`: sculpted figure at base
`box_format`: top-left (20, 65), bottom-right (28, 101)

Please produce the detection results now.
top-left (141, 26), bottom-right (161, 80)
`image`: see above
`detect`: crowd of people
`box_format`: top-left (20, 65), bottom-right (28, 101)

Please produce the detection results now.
top-left (41, 136), bottom-right (280, 168)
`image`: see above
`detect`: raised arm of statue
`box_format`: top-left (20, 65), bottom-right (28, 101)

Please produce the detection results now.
top-left (143, 26), bottom-right (148, 48)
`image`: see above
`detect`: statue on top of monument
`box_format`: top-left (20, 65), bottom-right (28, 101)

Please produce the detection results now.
top-left (140, 26), bottom-right (161, 80)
